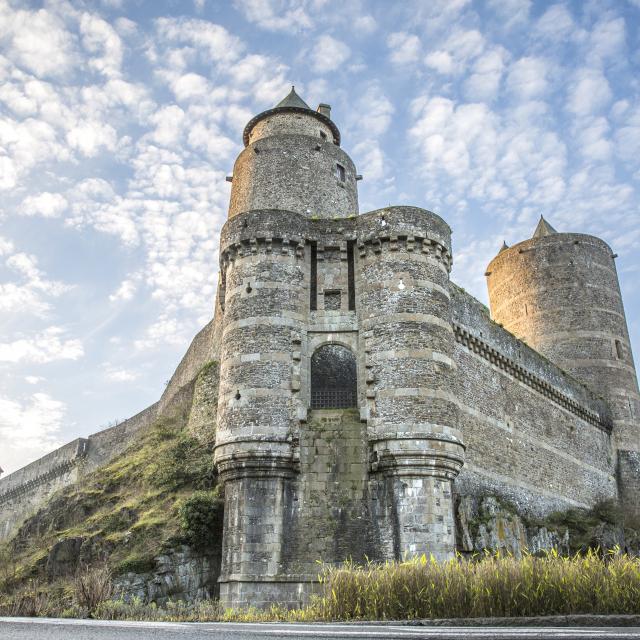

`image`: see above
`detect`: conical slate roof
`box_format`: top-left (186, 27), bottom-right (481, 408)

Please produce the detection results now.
top-left (532, 215), bottom-right (557, 239)
top-left (274, 86), bottom-right (311, 110)
top-left (498, 241), bottom-right (509, 253)
top-left (242, 85), bottom-right (341, 147)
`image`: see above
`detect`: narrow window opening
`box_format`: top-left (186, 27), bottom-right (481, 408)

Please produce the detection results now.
top-left (347, 240), bottom-right (356, 311)
top-left (524, 303), bottom-right (528, 316)
top-left (335, 163), bottom-right (346, 182)
top-left (615, 339), bottom-right (624, 359)
top-left (320, 131), bottom-right (327, 140)
top-left (310, 241), bottom-right (318, 311)
top-left (218, 270), bottom-right (226, 311)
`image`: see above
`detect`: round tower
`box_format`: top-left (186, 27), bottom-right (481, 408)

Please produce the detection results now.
top-left (228, 87), bottom-right (358, 219)
top-left (357, 206), bottom-right (465, 560)
top-left (214, 209), bottom-right (307, 608)
top-left (486, 217), bottom-right (640, 453)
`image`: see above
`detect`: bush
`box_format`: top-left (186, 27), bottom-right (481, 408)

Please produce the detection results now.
top-left (0, 580), bottom-right (52, 617)
top-left (148, 435), bottom-right (216, 492)
top-left (73, 564), bottom-right (113, 616)
top-left (178, 490), bottom-right (224, 551)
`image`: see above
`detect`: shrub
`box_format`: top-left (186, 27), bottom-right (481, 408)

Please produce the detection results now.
top-left (148, 435), bottom-right (216, 492)
top-left (73, 564), bottom-right (113, 616)
top-left (178, 490), bottom-right (224, 551)
top-left (0, 580), bottom-right (52, 617)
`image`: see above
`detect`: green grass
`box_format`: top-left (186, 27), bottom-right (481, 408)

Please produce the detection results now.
top-left (2, 399), bottom-right (219, 589)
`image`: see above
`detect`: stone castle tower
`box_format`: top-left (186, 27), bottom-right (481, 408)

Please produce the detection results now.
top-left (3, 86), bottom-right (637, 610)
top-left (212, 88), bottom-right (640, 608)
top-left (486, 219), bottom-right (640, 519)
top-left (214, 88), bottom-right (465, 607)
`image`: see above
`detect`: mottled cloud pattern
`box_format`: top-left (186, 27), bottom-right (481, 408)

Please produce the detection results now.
top-left (0, 0), bottom-right (638, 473)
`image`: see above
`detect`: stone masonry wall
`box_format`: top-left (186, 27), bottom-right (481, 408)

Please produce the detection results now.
top-left (285, 409), bottom-right (373, 574)
top-left (486, 233), bottom-right (640, 453)
top-left (0, 314), bottom-right (221, 544)
top-left (0, 439), bottom-right (87, 541)
top-left (451, 285), bottom-right (617, 517)
top-left (229, 131), bottom-right (358, 219)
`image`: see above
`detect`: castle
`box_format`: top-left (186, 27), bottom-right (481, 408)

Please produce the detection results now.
top-left (1, 88), bottom-right (639, 609)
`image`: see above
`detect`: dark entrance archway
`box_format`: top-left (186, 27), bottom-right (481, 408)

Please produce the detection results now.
top-left (310, 344), bottom-right (358, 409)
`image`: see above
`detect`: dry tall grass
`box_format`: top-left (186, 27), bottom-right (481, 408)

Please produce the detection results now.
top-left (316, 550), bottom-right (640, 620)
top-left (73, 564), bottom-right (113, 616)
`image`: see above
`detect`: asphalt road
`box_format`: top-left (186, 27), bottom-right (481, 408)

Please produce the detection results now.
top-left (1, 618), bottom-right (640, 639)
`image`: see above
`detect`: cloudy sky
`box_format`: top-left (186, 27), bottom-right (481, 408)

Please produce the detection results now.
top-left (1, 0), bottom-right (639, 475)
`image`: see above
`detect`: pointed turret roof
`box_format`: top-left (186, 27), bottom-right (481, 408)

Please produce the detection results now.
top-left (498, 241), bottom-right (509, 254)
top-left (274, 86), bottom-right (311, 110)
top-left (242, 85), bottom-right (341, 147)
top-left (532, 215), bottom-right (557, 239)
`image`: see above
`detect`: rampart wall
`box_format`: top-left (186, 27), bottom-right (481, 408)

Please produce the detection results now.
top-left (0, 439), bottom-right (87, 540)
top-left (451, 285), bottom-right (617, 516)
top-left (0, 314), bottom-right (221, 543)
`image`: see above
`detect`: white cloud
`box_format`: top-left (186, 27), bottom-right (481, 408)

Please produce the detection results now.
top-left (465, 49), bottom-right (506, 101)
top-left (615, 103), bottom-right (640, 163)
top-left (387, 32), bottom-right (421, 65)
top-left (0, 155), bottom-right (17, 189)
top-left (425, 29), bottom-right (485, 76)
top-left (0, 327), bottom-right (83, 363)
top-left (80, 12), bottom-right (123, 78)
top-left (0, 236), bottom-right (14, 255)
top-left (104, 366), bottom-right (140, 382)
top-left (507, 57), bottom-right (548, 99)
top-left (409, 94), bottom-right (568, 211)
top-left (0, 392), bottom-right (67, 475)
top-left (171, 72), bottom-right (209, 101)
top-left (310, 35), bottom-right (350, 73)
top-left (356, 85), bottom-right (394, 136)
top-left (24, 375), bottom-right (44, 385)
top-left (21, 192), bottom-right (68, 218)
top-left (66, 120), bottom-right (118, 157)
top-left (134, 316), bottom-right (187, 350)
top-left (352, 139), bottom-right (386, 181)
top-left (1, 3), bottom-right (76, 78)
top-left (354, 15), bottom-right (377, 34)
top-left (155, 17), bottom-right (244, 64)
top-left (233, 0), bottom-right (313, 32)
top-left (0, 251), bottom-right (71, 317)
top-left (588, 17), bottom-right (625, 63)
top-left (534, 4), bottom-right (577, 42)
top-left (577, 117), bottom-right (612, 162)
top-left (444, 29), bottom-right (485, 64)
top-left (425, 50), bottom-right (455, 75)
top-left (148, 105), bottom-right (185, 147)
top-left (109, 278), bottom-right (137, 302)
top-left (567, 68), bottom-right (612, 117)
top-left (487, 0), bottom-right (531, 28)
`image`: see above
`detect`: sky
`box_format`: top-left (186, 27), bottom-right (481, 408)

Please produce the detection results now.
top-left (1, 0), bottom-right (639, 475)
